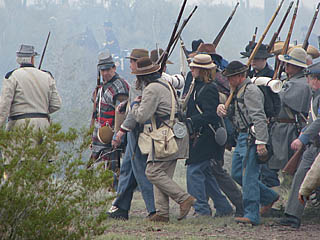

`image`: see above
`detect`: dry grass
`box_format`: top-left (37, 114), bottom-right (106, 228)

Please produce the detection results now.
top-left (96, 151), bottom-right (320, 240)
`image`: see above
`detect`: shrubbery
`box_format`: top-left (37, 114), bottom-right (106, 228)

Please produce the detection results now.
top-left (0, 122), bottom-right (113, 239)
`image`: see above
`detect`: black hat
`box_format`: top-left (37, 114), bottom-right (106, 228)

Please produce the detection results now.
top-left (240, 43), bottom-right (273, 59)
top-left (222, 61), bottom-right (248, 77)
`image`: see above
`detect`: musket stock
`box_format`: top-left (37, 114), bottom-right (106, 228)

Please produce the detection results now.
top-left (212, 2), bottom-right (239, 48)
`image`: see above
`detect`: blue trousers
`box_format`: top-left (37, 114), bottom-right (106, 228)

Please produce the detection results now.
top-left (113, 130), bottom-right (155, 214)
top-left (231, 133), bottom-right (279, 224)
top-left (187, 160), bottom-right (233, 216)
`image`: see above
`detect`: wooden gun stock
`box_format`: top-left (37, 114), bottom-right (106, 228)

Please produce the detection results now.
top-left (283, 145), bottom-right (306, 176)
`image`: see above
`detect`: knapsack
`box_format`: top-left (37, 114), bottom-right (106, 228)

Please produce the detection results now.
top-left (238, 82), bottom-right (281, 119)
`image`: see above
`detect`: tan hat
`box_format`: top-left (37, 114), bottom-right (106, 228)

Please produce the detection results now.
top-left (289, 44), bottom-right (320, 59)
top-left (278, 47), bottom-right (308, 68)
top-left (270, 41), bottom-right (293, 55)
top-left (189, 54), bottom-right (216, 69)
top-left (125, 48), bottom-right (149, 60)
top-left (97, 125), bottom-right (113, 144)
top-left (150, 48), bottom-right (173, 64)
top-left (131, 57), bottom-right (161, 75)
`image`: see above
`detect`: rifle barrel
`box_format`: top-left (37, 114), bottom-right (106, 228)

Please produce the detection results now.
top-left (159, 0), bottom-right (187, 73)
top-left (267, 1), bottom-right (294, 53)
top-left (273, 0), bottom-right (300, 79)
top-left (38, 31), bottom-right (51, 69)
top-left (212, 2), bottom-right (239, 47)
top-left (302, 2), bottom-right (320, 50)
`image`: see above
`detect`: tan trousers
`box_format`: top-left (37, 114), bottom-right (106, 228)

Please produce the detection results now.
top-left (146, 160), bottom-right (190, 217)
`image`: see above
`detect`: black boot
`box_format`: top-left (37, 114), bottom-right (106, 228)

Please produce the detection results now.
top-left (106, 206), bottom-right (128, 220)
top-left (277, 214), bottom-right (301, 229)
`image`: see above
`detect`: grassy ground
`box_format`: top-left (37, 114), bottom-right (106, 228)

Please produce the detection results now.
top-left (96, 151), bottom-right (320, 240)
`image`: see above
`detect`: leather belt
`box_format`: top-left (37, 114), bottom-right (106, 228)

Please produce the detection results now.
top-left (273, 118), bottom-right (296, 123)
top-left (9, 113), bottom-right (50, 121)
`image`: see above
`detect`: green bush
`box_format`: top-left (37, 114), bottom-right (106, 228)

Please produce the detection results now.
top-left (0, 122), bottom-right (114, 239)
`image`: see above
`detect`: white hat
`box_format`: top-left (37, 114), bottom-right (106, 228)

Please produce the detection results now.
top-left (189, 54), bottom-right (216, 69)
top-left (278, 47), bottom-right (308, 68)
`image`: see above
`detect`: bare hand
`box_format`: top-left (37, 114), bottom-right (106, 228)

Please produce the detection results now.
top-left (256, 144), bottom-right (267, 156)
top-left (116, 101), bottom-right (126, 113)
top-left (298, 193), bottom-right (309, 205)
top-left (291, 139), bottom-right (303, 151)
top-left (217, 104), bottom-right (227, 117)
top-left (111, 131), bottom-right (125, 148)
top-left (134, 96), bottom-right (142, 103)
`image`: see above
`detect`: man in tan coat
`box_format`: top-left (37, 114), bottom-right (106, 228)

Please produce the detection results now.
top-left (0, 44), bottom-right (61, 130)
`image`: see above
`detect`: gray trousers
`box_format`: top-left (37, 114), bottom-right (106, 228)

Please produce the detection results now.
top-left (285, 144), bottom-right (320, 219)
top-left (146, 160), bottom-right (190, 218)
top-left (210, 159), bottom-right (244, 213)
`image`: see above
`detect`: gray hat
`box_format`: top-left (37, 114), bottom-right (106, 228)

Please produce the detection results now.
top-left (97, 51), bottom-right (115, 70)
top-left (16, 44), bottom-right (39, 57)
top-left (304, 62), bottom-right (320, 75)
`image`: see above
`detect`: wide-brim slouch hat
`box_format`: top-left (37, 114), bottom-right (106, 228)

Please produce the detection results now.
top-left (278, 47), bottom-right (308, 68)
top-left (240, 43), bottom-right (273, 59)
top-left (222, 61), bottom-right (249, 77)
top-left (131, 57), bottom-right (161, 75)
top-left (125, 48), bottom-right (149, 60)
top-left (289, 44), bottom-right (320, 59)
top-left (189, 54), bottom-right (216, 69)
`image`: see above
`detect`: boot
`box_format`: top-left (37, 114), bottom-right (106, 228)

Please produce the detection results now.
top-left (178, 196), bottom-right (196, 220)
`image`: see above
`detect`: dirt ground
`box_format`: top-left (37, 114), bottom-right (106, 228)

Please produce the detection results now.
top-left (97, 152), bottom-right (320, 240)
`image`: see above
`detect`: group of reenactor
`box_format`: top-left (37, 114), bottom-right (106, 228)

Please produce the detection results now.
top-left (2, 0), bottom-right (320, 231)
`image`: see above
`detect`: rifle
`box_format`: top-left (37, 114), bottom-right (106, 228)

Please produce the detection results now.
top-left (38, 31), bottom-right (51, 69)
top-left (267, 1), bottom-right (294, 53)
top-left (212, 2), bottom-right (239, 48)
top-left (302, 2), bottom-right (320, 50)
top-left (168, 5), bottom-right (198, 58)
top-left (158, 0), bottom-right (188, 74)
top-left (273, 0), bottom-right (299, 80)
top-left (225, 0), bottom-right (284, 110)
top-left (282, 145), bottom-right (305, 176)
top-left (90, 67), bottom-right (101, 128)
top-left (249, 27), bottom-right (258, 48)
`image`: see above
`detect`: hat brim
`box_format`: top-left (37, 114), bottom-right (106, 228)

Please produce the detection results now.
top-left (131, 64), bottom-right (161, 76)
top-left (125, 56), bottom-right (139, 60)
top-left (189, 61), bottom-right (216, 69)
top-left (222, 66), bottom-right (249, 77)
top-left (240, 51), bottom-right (273, 59)
top-left (278, 55), bottom-right (307, 68)
top-left (16, 52), bottom-right (39, 57)
top-left (98, 63), bottom-right (115, 70)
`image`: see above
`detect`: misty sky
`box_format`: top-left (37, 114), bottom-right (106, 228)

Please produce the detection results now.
top-left (186, 0), bottom-right (317, 9)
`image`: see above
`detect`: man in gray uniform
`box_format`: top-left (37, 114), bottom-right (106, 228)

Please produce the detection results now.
top-left (0, 44), bottom-right (61, 130)
top-left (269, 48), bottom-right (312, 180)
top-left (278, 62), bottom-right (320, 228)
top-left (217, 61), bottom-right (279, 225)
